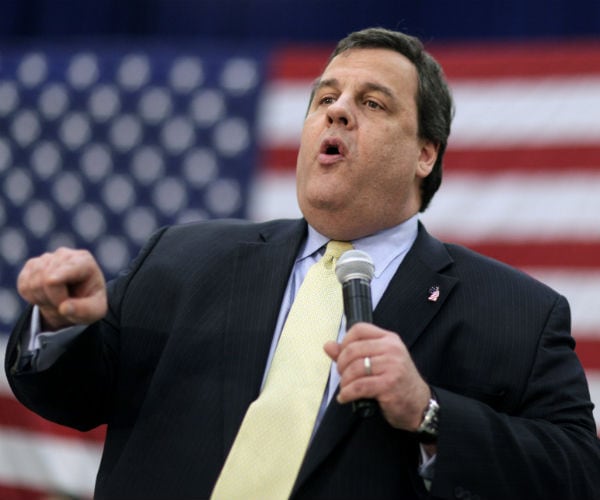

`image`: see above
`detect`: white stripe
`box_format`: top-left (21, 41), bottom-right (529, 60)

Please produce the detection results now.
top-left (0, 337), bottom-right (10, 396)
top-left (247, 171), bottom-right (302, 222)
top-left (451, 76), bottom-right (600, 147)
top-left (586, 371), bottom-right (600, 431)
top-left (421, 172), bottom-right (600, 240)
top-left (525, 269), bottom-right (600, 336)
top-left (249, 171), bottom-right (600, 240)
top-left (258, 76), bottom-right (600, 147)
top-left (257, 82), bottom-right (310, 147)
top-left (0, 429), bottom-right (100, 496)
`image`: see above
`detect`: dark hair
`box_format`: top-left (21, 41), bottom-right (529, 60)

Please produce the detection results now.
top-left (325, 27), bottom-right (454, 211)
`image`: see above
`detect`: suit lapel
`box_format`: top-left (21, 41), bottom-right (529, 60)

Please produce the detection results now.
top-left (374, 223), bottom-right (458, 349)
top-left (221, 219), bottom-right (307, 452)
top-left (293, 224), bottom-right (458, 493)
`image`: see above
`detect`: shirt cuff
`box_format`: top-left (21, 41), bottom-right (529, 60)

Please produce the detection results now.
top-left (24, 306), bottom-right (87, 371)
top-left (418, 444), bottom-right (436, 490)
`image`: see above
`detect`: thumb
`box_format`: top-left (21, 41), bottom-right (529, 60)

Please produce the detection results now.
top-left (57, 300), bottom-right (75, 318)
top-left (58, 294), bottom-right (107, 325)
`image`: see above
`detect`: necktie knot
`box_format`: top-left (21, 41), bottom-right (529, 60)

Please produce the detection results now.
top-left (324, 240), bottom-right (353, 265)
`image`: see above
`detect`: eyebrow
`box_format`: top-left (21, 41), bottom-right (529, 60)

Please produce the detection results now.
top-left (312, 77), bottom-right (396, 101)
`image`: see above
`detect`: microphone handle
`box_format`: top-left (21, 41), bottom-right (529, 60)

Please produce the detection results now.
top-left (342, 279), bottom-right (377, 418)
top-left (343, 280), bottom-right (373, 327)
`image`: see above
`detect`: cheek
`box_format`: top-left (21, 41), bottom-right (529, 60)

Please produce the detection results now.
top-left (296, 123), bottom-right (319, 165)
top-left (363, 142), bottom-right (419, 196)
top-left (299, 115), bottom-right (320, 146)
top-left (295, 150), bottom-right (316, 194)
top-left (295, 136), bottom-right (312, 178)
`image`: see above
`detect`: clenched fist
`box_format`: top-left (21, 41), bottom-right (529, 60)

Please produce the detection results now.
top-left (17, 247), bottom-right (107, 331)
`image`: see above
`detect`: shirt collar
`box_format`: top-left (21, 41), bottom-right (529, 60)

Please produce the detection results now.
top-left (301, 214), bottom-right (419, 278)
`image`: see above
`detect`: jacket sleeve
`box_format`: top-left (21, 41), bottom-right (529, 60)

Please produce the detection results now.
top-left (4, 227), bottom-right (168, 431)
top-left (430, 294), bottom-right (600, 500)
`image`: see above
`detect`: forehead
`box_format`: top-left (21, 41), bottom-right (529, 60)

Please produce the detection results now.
top-left (320, 47), bottom-right (418, 96)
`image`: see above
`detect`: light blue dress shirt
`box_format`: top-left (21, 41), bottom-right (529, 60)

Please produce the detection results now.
top-left (262, 214), bottom-right (419, 428)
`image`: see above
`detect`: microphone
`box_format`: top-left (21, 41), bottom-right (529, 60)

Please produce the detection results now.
top-left (335, 249), bottom-right (377, 418)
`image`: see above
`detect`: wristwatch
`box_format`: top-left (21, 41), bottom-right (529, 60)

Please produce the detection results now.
top-left (416, 392), bottom-right (440, 443)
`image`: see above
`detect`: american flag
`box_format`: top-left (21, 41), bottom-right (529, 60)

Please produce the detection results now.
top-left (427, 286), bottom-right (440, 303)
top-left (0, 42), bottom-right (267, 499)
top-left (1, 39), bottom-right (599, 498)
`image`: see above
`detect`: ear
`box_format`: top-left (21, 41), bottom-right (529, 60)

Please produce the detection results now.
top-left (416, 140), bottom-right (439, 179)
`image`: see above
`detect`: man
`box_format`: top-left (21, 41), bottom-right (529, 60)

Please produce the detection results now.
top-left (6, 28), bottom-right (600, 499)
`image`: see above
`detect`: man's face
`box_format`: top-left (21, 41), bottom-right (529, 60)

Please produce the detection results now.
top-left (296, 48), bottom-right (438, 240)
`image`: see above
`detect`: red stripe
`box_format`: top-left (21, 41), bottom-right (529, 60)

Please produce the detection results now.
top-left (261, 145), bottom-right (600, 173)
top-left (259, 146), bottom-right (296, 171)
top-left (576, 338), bottom-right (600, 370)
top-left (0, 395), bottom-right (105, 443)
top-left (446, 145), bottom-right (600, 173)
top-left (431, 41), bottom-right (600, 79)
top-left (270, 41), bottom-right (600, 81)
top-left (0, 483), bottom-right (60, 500)
top-left (450, 241), bottom-right (600, 269)
top-left (269, 46), bottom-right (331, 79)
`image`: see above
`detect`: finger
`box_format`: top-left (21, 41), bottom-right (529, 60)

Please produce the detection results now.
top-left (338, 352), bottom-right (383, 388)
top-left (323, 341), bottom-right (341, 361)
top-left (335, 337), bottom-right (384, 374)
top-left (44, 248), bottom-right (98, 288)
top-left (339, 323), bottom-right (385, 348)
top-left (337, 367), bottom-right (381, 404)
top-left (40, 249), bottom-right (105, 310)
top-left (17, 254), bottom-right (56, 306)
top-left (17, 249), bottom-right (83, 295)
top-left (42, 280), bottom-right (71, 309)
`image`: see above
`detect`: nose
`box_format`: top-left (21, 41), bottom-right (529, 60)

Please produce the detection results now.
top-left (326, 97), bottom-right (354, 128)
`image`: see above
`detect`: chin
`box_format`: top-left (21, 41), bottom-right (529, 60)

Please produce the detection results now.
top-left (300, 196), bottom-right (341, 221)
top-left (302, 208), bottom-right (363, 241)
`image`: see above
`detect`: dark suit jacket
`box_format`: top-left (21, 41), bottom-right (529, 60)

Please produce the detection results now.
top-left (5, 219), bottom-right (600, 499)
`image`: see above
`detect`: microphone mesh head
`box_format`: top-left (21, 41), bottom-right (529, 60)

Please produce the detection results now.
top-left (335, 249), bottom-right (375, 284)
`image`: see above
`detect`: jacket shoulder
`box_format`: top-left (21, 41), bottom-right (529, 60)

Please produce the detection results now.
top-left (443, 240), bottom-right (561, 302)
top-left (162, 218), bottom-right (304, 244)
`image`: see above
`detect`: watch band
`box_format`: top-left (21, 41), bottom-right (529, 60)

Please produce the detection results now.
top-left (416, 390), bottom-right (440, 443)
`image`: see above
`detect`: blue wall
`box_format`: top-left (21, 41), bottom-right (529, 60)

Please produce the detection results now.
top-left (1, 0), bottom-right (599, 42)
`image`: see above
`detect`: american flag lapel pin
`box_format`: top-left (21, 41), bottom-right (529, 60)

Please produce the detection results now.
top-left (427, 285), bottom-right (440, 302)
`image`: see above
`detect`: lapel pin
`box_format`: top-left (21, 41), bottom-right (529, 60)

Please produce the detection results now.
top-left (427, 285), bottom-right (440, 302)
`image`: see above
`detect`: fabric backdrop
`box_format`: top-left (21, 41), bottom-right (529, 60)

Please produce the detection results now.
top-left (0, 38), bottom-right (599, 498)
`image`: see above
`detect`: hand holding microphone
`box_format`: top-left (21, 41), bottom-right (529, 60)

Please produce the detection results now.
top-left (334, 249), bottom-right (377, 418)
top-left (329, 249), bottom-right (434, 432)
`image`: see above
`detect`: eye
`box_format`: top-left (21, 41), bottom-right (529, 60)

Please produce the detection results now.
top-left (319, 96), bottom-right (336, 106)
top-left (365, 99), bottom-right (382, 110)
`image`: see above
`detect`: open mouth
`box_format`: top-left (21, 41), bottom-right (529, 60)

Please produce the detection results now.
top-left (320, 138), bottom-right (345, 157)
top-left (318, 137), bottom-right (346, 165)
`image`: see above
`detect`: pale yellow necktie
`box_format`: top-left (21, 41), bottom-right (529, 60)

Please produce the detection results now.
top-left (211, 240), bottom-right (352, 500)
